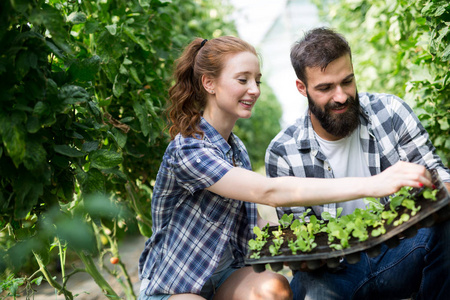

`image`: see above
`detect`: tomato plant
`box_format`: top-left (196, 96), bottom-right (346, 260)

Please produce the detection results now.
top-left (110, 257), bottom-right (119, 265)
top-left (0, 0), bottom-right (250, 299)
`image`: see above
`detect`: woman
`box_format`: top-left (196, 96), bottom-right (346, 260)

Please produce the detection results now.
top-left (138, 36), bottom-right (431, 300)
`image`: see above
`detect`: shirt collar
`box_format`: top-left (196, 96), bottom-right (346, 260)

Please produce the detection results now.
top-left (198, 117), bottom-right (243, 159)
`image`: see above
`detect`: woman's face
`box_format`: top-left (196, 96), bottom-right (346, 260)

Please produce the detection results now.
top-left (205, 51), bottom-right (262, 123)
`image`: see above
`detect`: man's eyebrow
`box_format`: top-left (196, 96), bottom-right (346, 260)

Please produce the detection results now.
top-left (342, 73), bottom-right (355, 81)
top-left (313, 73), bottom-right (355, 89)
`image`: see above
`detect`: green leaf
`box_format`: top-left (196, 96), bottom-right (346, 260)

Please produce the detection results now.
top-left (442, 43), bottom-right (450, 61)
top-left (0, 120), bottom-right (26, 168)
top-left (59, 85), bottom-right (89, 105)
top-left (105, 24), bottom-right (117, 36)
top-left (31, 276), bottom-right (43, 286)
top-left (53, 145), bottom-right (86, 157)
top-left (113, 74), bottom-right (125, 97)
top-left (33, 101), bottom-right (48, 116)
top-left (132, 100), bottom-right (150, 136)
top-left (389, 195), bottom-right (403, 211)
top-left (85, 20), bottom-right (99, 34)
top-left (79, 168), bottom-right (105, 194)
top-left (81, 141), bottom-right (100, 152)
top-left (26, 115), bottom-right (40, 133)
top-left (129, 66), bottom-right (142, 84)
top-left (55, 214), bottom-right (96, 253)
top-left (83, 193), bottom-right (120, 218)
top-left (14, 174), bottom-right (44, 218)
top-left (109, 128), bottom-right (127, 148)
top-left (123, 26), bottom-right (149, 51)
top-left (438, 117), bottom-right (449, 130)
top-left (89, 149), bottom-right (122, 169)
top-left (29, 4), bottom-right (71, 54)
top-left (24, 142), bottom-right (47, 171)
top-left (68, 55), bottom-right (101, 82)
top-left (66, 12), bottom-right (87, 24)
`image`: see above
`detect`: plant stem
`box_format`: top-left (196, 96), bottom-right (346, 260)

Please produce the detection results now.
top-left (126, 182), bottom-right (152, 226)
top-left (119, 260), bottom-right (137, 299)
top-left (33, 251), bottom-right (74, 300)
top-left (57, 238), bottom-right (66, 282)
top-left (77, 250), bottom-right (121, 299)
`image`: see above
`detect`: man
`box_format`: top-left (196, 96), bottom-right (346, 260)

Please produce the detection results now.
top-left (265, 27), bottom-right (450, 299)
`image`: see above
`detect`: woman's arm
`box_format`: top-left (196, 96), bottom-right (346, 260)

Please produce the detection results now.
top-left (206, 161), bottom-right (432, 208)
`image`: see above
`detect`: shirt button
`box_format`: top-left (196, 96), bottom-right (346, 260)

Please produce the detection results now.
top-left (196, 158), bottom-right (201, 163)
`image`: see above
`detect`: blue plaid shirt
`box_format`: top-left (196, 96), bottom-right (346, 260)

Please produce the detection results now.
top-left (139, 117), bottom-right (257, 295)
top-left (266, 92), bottom-right (450, 219)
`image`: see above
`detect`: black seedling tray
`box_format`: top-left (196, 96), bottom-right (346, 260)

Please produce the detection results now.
top-left (246, 169), bottom-right (450, 273)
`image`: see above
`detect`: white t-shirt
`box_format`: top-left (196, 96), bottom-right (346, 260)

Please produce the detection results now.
top-left (315, 127), bottom-right (371, 216)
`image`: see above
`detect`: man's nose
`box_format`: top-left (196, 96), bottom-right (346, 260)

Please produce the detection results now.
top-left (333, 85), bottom-right (347, 103)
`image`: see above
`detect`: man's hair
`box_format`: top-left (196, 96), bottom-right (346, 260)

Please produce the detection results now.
top-left (290, 27), bottom-right (351, 86)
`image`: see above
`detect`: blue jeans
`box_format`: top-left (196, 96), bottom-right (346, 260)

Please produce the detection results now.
top-left (138, 266), bottom-right (237, 300)
top-left (291, 219), bottom-right (450, 300)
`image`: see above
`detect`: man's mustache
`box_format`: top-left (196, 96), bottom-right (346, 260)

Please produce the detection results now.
top-left (326, 99), bottom-right (351, 110)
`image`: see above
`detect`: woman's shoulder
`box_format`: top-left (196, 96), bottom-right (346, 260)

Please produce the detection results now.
top-left (167, 133), bottom-right (219, 159)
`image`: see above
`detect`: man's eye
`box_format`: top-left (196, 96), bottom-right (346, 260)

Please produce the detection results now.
top-left (318, 86), bottom-right (330, 91)
top-left (343, 79), bottom-right (353, 85)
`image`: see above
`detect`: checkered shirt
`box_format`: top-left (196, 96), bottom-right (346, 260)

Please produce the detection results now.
top-left (266, 92), bottom-right (450, 220)
top-left (139, 117), bottom-right (257, 295)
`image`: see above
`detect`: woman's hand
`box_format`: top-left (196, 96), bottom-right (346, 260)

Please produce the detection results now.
top-left (368, 161), bottom-right (432, 198)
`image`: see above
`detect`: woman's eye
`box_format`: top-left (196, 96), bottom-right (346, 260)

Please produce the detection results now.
top-left (238, 79), bottom-right (247, 83)
top-left (256, 81), bottom-right (261, 86)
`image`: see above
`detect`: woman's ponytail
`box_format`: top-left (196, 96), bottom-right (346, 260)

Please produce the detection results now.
top-left (167, 38), bottom-right (206, 139)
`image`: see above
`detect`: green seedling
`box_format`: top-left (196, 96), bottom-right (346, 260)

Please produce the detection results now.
top-left (371, 225), bottom-right (386, 237)
top-left (423, 188), bottom-right (438, 201)
top-left (279, 213), bottom-right (294, 229)
top-left (253, 225), bottom-right (270, 240)
top-left (269, 237), bottom-right (284, 256)
top-left (251, 185), bottom-right (439, 257)
top-left (393, 213), bottom-right (410, 226)
top-left (401, 199), bottom-right (421, 216)
top-left (248, 224), bottom-right (270, 259)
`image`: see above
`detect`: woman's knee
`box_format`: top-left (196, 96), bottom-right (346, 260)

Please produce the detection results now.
top-left (253, 272), bottom-right (293, 300)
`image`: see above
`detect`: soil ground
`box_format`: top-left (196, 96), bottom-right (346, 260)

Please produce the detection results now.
top-left (9, 234), bottom-right (147, 300)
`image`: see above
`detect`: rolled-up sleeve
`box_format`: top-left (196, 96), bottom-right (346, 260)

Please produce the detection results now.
top-left (172, 140), bottom-right (233, 194)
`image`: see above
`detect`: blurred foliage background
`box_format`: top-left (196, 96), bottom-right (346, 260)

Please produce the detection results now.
top-left (0, 0), bottom-right (280, 298)
top-left (0, 0), bottom-right (448, 298)
top-left (313, 0), bottom-right (450, 166)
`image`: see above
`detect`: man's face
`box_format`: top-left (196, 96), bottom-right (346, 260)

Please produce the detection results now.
top-left (297, 55), bottom-right (359, 140)
top-left (307, 89), bottom-right (360, 139)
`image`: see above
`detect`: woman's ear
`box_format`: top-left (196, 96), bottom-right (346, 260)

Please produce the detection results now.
top-left (296, 79), bottom-right (307, 97)
top-left (202, 75), bottom-right (215, 94)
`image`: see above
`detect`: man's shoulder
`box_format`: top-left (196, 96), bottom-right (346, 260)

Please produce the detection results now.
top-left (359, 92), bottom-right (406, 110)
top-left (268, 118), bottom-right (305, 152)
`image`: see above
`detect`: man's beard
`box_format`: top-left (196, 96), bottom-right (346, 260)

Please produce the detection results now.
top-left (307, 90), bottom-right (360, 139)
